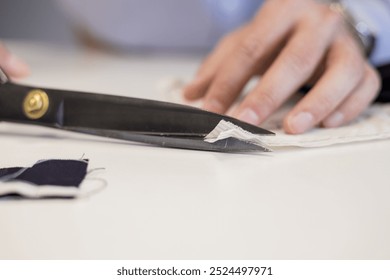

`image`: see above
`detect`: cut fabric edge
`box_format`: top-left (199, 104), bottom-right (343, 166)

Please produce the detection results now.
top-left (204, 106), bottom-right (390, 149)
top-left (204, 120), bottom-right (272, 152)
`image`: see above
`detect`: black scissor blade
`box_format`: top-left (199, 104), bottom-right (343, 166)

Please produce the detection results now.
top-left (60, 91), bottom-right (273, 136)
top-left (0, 82), bottom-right (274, 136)
top-left (65, 127), bottom-right (270, 152)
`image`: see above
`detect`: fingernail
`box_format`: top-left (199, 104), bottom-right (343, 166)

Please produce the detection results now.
top-left (203, 99), bottom-right (223, 112)
top-left (236, 108), bottom-right (260, 125)
top-left (6, 54), bottom-right (30, 76)
top-left (287, 112), bottom-right (313, 133)
top-left (324, 112), bottom-right (344, 127)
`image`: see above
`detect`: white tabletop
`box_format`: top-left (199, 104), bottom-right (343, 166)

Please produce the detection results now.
top-left (1, 41), bottom-right (389, 260)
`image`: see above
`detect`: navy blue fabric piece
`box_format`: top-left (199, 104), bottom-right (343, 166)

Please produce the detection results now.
top-left (0, 167), bottom-right (23, 177)
top-left (0, 159), bottom-right (88, 187)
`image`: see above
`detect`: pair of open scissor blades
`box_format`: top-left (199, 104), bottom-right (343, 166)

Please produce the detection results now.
top-left (0, 68), bottom-right (274, 152)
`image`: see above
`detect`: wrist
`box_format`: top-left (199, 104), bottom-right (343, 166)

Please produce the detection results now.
top-left (329, 0), bottom-right (377, 57)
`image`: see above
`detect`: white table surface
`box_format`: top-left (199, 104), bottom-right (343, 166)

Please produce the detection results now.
top-left (1, 41), bottom-right (389, 260)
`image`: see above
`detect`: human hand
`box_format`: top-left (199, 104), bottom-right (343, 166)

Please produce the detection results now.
top-left (0, 42), bottom-right (29, 80)
top-left (183, 0), bottom-right (381, 134)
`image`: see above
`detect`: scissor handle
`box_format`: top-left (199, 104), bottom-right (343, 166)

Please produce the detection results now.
top-left (0, 81), bottom-right (64, 127)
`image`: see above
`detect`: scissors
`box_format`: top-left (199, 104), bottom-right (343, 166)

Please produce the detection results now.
top-left (0, 68), bottom-right (274, 152)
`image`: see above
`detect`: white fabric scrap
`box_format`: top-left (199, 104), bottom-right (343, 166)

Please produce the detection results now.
top-left (204, 120), bottom-right (271, 151)
top-left (0, 183), bottom-right (80, 198)
top-left (204, 104), bottom-right (390, 148)
top-left (160, 77), bottom-right (390, 149)
top-left (264, 104), bottom-right (390, 147)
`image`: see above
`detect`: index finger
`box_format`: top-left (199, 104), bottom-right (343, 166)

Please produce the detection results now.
top-left (201, 0), bottom-right (306, 113)
top-left (233, 5), bottom-right (341, 124)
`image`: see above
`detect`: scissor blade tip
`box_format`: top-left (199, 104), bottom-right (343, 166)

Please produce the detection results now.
top-left (221, 117), bottom-right (274, 135)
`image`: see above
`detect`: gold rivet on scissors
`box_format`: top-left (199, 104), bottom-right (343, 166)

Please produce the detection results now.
top-left (23, 89), bottom-right (49, 120)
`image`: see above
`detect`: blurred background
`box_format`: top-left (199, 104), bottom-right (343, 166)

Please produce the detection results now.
top-left (0, 0), bottom-right (77, 47)
top-left (0, 0), bottom-right (262, 52)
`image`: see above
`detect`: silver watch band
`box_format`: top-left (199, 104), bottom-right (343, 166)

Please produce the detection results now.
top-left (329, 0), bottom-right (377, 57)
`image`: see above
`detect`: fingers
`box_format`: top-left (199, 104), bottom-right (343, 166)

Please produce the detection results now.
top-left (182, 0), bottom-right (378, 134)
top-left (322, 65), bottom-right (381, 127)
top-left (189, 0), bottom-right (304, 113)
top-left (0, 43), bottom-right (30, 78)
top-left (233, 6), bottom-right (340, 124)
top-left (283, 33), bottom-right (366, 134)
top-left (183, 26), bottom-right (248, 101)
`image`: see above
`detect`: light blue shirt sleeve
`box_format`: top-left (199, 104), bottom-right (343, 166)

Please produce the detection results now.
top-left (203, 0), bottom-right (262, 34)
top-left (56, 0), bottom-right (390, 65)
top-left (56, 0), bottom-right (262, 51)
top-left (343, 0), bottom-right (390, 65)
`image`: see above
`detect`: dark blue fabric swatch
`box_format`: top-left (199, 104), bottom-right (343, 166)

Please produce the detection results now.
top-left (0, 159), bottom-right (88, 187)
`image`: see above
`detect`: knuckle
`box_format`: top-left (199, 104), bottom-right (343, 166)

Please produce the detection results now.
top-left (315, 94), bottom-right (338, 118)
top-left (238, 34), bottom-right (263, 61)
top-left (210, 79), bottom-right (237, 105)
top-left (215, 77), bottom-right (235, 93)
top-left (285, 48), bottom-right (315, 75)
top-left (324, 8), bottom-right (344, 28)
top-left (257, 89), bottom-right (280, 112)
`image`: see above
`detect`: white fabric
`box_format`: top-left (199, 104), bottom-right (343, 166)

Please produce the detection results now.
top-left (205, 104), bottom-right (390, 149)
top-left (204, 119), bottom-right (271, 150)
